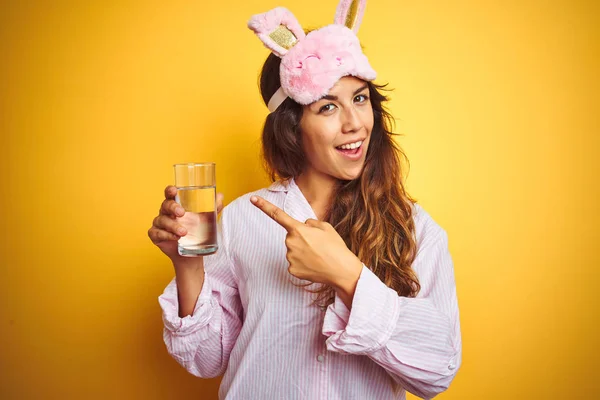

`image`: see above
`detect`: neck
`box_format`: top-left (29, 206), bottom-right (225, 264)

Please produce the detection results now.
top-left (294, 169), bottom-right (338, 221)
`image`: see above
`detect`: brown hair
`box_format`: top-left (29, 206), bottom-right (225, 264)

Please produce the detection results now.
top-left (259, 53), bottom-right (420, 307)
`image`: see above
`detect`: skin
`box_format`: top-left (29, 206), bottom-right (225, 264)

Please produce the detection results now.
top-left (148, 76), bottom-right (374, 315)
top-left (251, 76), bottom-right (375, 308)
top-left (148, 187), bottom-right (224, 317)
top-left (296, 76), bottom-right (374, 220)
top-left (250, 196), bottom-right (364, 309)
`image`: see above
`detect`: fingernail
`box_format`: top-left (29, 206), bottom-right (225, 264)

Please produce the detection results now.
top-left (177, 227), bottom-right (186, 235)
top-left (176, 207), bottom-right (184, 215)
top-left (250, 196), bottom-right (257, 203)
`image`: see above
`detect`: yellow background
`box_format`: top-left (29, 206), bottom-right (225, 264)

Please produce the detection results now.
top-left (1, 0), bottom-right (598, 398)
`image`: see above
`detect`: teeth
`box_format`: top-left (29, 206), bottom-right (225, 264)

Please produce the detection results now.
top-left (338, 140), bottom-right (363, 150)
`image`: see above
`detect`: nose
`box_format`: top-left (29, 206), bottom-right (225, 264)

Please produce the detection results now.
top-left (341, 106), bottom-right (362, 134)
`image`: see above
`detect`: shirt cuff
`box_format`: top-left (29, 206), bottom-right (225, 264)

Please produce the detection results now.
top-left (158, 269), bottom-right (216, 335)
top-left (322, 265), bottom-right (400, 354)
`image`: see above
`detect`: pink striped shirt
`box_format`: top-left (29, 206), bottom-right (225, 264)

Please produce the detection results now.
top-left (158, 178), bottom-right (462, 399)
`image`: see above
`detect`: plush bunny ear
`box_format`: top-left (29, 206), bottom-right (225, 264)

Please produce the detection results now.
top-left (248, 7), bottom-right (306, 58)
top-left (334, 0), bottom-right (367, 34)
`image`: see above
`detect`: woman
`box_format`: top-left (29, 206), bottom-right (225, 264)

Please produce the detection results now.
top-left (148, 1), bottom-right (461, 398)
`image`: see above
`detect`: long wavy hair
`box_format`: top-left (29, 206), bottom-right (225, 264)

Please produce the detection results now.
top-left (259, 53), bottom-right (420, 307)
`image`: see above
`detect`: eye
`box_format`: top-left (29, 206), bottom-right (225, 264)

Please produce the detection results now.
top-left (354, 94), bottom-right (369, 103)
top-left (318, 103), bottom-right (336, 113)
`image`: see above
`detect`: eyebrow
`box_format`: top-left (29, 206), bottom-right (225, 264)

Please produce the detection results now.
top-left (321, 84), bottom-right (369, 101)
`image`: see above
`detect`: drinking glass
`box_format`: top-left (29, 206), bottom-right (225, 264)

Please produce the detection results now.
top-left (173, 163), bottom-right (218, 256)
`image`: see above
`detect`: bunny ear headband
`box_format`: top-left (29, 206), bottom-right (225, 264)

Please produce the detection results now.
top-left (248, 0), bottom-right (377, 112)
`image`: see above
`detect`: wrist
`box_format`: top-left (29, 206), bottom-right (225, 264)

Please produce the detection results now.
top-left (173, 255), bottom-right (204, 271)
top-left (332, 258), bottom-right (363, 299)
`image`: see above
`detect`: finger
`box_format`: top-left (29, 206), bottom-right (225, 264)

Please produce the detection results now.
top-left (153, 215), bottom-right (187, 236)
top-left (322, 221), bottom-right (335, 231)
top-left (160, 199), bottom-right (185, 217)
top-left (148, 226), bottom-right (180, 243)
top-left (216, 193), bottom-right (224, 214)
top-left (304, 218), bottom-right (325, 229)
top-left (164, 185), bottom-right (177, 200)
top-left (250, 196), bottom-right (300, 232)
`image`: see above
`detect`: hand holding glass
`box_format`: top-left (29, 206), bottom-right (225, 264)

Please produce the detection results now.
top-left (173, 163), bottom-right (218, 256)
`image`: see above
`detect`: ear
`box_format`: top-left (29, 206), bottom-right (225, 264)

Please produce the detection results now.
top-left (248, 7), bottom-right (306, 58)
top-left (334, 0), bottom-right (367, 34)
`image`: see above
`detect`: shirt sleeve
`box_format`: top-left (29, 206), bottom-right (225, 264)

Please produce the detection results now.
top-left (158, 208), bottom-right (243, 378)
top-left (322, 229), bottom-right (462, 399)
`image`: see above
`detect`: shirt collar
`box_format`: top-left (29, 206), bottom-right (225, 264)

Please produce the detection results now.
top-left (267, 177), bottom-right (293, 192)
top-left (266, 177), bottom-right (317, 221)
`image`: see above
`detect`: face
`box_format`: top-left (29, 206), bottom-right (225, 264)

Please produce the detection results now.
top-left (299, 76), bottom-right (374, 182)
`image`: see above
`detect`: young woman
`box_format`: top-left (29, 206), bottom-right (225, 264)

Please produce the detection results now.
top-left (148, 1), bottom-right (461, 398)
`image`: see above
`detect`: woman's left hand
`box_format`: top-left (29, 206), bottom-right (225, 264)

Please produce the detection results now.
top-left (250, 195), bottom-right (363, 293)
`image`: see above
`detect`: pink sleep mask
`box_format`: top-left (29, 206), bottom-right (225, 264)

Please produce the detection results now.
top-left (248, 0), bottom-right (377, 112)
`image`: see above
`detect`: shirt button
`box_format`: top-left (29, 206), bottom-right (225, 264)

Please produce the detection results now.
top-left (448, 362), bottom-right (456, 370)
top-left (317, 355), bottom-right (325, 363)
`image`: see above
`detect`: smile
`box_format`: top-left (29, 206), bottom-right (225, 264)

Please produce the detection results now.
top-left (335, 140), bottom-right (365, 160)
top-left (337, 140), bottom-right (363, 150)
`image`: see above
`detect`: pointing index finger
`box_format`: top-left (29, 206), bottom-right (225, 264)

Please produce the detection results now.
top-left (251, 196), bottom-right (300, 232)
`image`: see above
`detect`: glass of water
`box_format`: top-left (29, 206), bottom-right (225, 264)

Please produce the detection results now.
top-left (173, 162), bottom-right (218, 256)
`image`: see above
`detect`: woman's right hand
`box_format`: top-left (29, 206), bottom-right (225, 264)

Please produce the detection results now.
top-left (148, 185), bottom-right (224, 263)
